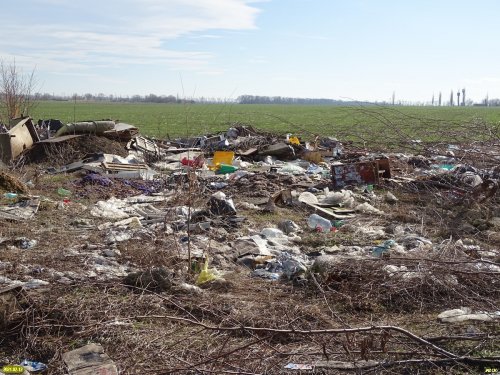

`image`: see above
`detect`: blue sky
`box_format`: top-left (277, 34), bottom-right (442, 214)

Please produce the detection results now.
top-left (1, 0), bottom-right (499, 102)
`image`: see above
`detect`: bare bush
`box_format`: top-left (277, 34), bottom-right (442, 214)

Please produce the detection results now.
top-left (0, 59), bottom-right (38, 126)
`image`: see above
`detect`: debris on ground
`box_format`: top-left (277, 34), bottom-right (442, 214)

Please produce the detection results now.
top-left (0, 118), bottom-right (498, 374)
top-left (62, 343), bottom-right (118, 375)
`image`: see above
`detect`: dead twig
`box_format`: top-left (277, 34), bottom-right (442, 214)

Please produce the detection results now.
top-left (134, 315), bottom-right (459, 359)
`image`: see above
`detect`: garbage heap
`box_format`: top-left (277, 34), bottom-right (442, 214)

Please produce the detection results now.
top-left (0, 117), bottom-right (498, 374)
top-left (1, 117), bottom-right (499, 282)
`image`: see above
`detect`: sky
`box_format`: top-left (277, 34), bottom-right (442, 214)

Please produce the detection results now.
top-left (1, 0), bottom-right (499, 103)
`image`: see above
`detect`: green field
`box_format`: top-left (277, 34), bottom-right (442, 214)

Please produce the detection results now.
top-left (31, 101), bottom-right (500, 147)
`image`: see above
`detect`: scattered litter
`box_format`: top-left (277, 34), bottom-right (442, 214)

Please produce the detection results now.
top-left (217, 164), bottom-right (238, 174)
top-left (307, 213), bottom-right (333, 232)
top-left (385, 191), bottom-right (398, 204)
top-left (208, 192), bottom-right (236, 215)
top-left (331, 159), bottom-right (390, 188)
top-left (19, 360), bottom-right (47, 373)
top-left (278, 219), bottom-right (300, 234)
top-left (57, 187), bottom-right (71, 197)
top-left (15, 237), bottom-right (37, 250)
top-left (372, 240), bottom-right (395, 257)
top-left (319, 189), bottom-right (355, 207)
top-left (298, 191), bottom-right (318, 205)
top-left (285, 363), bottom-right (314, 370)
top-left (91, 199), bottom-right (131, 220)
top-left (0, 117), bottom-right (498, 373)
top-left (251, 268), bottom-right (280, 280)
top-left (62, 343), bottom-right (118, 375)
top-left (0, 199), bottom-right (40, 221)
top-left (209, 181), bottom-right (228, 189)
top-left (196, 257), bottom-right (219, 285)
top-left (355, 202), bottom-right (384, 215)
top-left (0, 117), bottom-right (40, 162)
top-left (23, 279), bottom-right (50, 289)
top-left (211, 150), bottom-right (234, 166)
top-left (437, 308), bottom-right (500, 323)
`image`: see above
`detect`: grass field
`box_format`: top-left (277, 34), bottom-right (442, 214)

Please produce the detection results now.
top-left (31, 101), bottom-right (500, 145)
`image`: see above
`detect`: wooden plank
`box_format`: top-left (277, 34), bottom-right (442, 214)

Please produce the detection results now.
top-left (302, 201), bottom-right (356, 219)
top-left (236, 147), bottom-right (258, 156)
top-left (102, 162), bottom-right (148, 171)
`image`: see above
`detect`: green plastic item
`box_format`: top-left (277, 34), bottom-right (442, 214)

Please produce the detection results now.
top-left (217, 164), bottom-right (238, 174)
top-left (333, 220), bottom-right (345, 228)
top-left (57, 187), bottom-right (71, 197)
top-left (439, 164), bottom-right (454, 171)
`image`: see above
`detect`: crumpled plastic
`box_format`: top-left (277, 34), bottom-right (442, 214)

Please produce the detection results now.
top-left (20, 359), bottom-right (48, 372)
top-left (196, 257), bottom-right (219, 285)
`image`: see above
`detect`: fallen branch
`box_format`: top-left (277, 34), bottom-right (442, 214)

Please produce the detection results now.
top-left (134, 315), bottom-right (458, 358)
top-left (314, 357), bottom-right (500, 371)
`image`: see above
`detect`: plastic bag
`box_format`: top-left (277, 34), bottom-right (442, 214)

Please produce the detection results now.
top-left (280, 163), bottom-right (305, 175)
top-left (196, 257), bottom-right (218, 285)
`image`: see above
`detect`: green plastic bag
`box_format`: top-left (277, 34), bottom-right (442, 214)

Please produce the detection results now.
top-left (57, 187), bottom-right (71, 197)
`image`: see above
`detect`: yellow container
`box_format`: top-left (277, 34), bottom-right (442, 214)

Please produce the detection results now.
top-left (212, 151), bottom-right (234, 166)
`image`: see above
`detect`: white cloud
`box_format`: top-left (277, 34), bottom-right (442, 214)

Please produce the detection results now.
top-left (0, 0), bottom-right (261, 74)
top-left (133, 0), bottom-right (260, 37)
top-left (248, 56), bottom-right (268, 64)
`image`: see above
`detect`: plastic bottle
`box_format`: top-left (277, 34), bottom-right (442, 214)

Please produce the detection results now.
top-left (307, 214), bottom-right (332, 232)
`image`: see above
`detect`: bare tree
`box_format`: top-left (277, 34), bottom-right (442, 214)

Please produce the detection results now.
top-left (0, 59), bottom-right (38, 127)
top-left (438, 92), bottom-right (442, 106)
top-left (450, 90), bottom-right (454, 106)
top-left (462, 88), bottom-right (465, 106)
top-left (457, 90), bottom-right (460, 107)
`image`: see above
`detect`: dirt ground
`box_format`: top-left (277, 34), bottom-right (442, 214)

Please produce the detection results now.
top-left (0, 134), bottom-right (499, 374)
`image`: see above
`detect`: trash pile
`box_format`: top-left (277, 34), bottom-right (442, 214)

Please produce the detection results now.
top-left (0, 116), bottom-right (498, 374)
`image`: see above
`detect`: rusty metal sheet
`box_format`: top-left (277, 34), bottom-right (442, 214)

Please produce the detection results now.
top-left (0, 117), bottom-right (40, 162)
top-left (376, 158), bottom-right (392, 179)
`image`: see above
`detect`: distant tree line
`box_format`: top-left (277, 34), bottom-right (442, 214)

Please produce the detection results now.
top-left (34, 92), bottom-right (195, 104)
top-left (237, 95), bottom-right (348, 105)
top-left (24, 92), bottom-right (500, 107)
